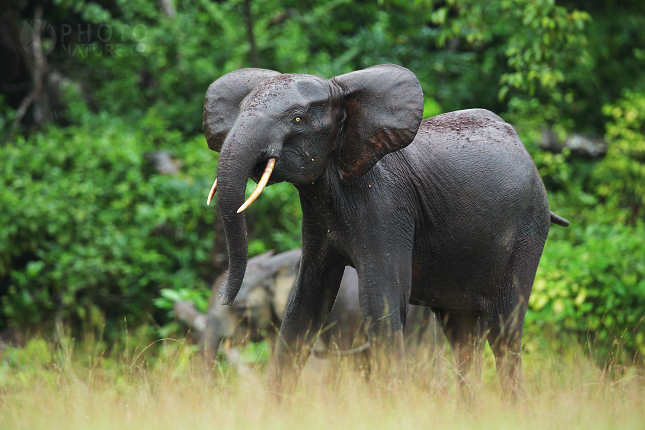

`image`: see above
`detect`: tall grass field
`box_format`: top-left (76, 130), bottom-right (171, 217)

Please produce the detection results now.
top-left (1, 333), bottom-right (643, 430)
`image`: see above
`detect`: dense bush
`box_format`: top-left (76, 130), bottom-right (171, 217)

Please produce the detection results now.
top-left (594, 91), bottom-right (645, 222)
top-left (524, 91), bottom-right (645, 363)
top-left (0, 111), bottom-right (302, 338)
top-left (529, 218), bottom-right (645, 363)
top-left (3, 0), bottom-right (589, 133)
top-left (0, 112), bottom-right (211, 337)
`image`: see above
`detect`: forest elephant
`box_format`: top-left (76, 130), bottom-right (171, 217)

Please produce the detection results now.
top-left (174, 248), bottom-right (442, 373)
top-left (202, 64), bottom-right (569, 399)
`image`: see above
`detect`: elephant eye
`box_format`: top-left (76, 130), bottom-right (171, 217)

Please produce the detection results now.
top-left (294, 116), bottom-right (302, 123)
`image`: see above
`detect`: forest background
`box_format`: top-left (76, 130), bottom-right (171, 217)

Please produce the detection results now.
top-left (1, 0), bottom-right (644, 366)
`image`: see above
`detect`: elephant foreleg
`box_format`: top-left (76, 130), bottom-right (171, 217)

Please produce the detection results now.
top-left (356, 245), bottom-right (412, 384)
top-left (267, 248), bottom-right (344, 395)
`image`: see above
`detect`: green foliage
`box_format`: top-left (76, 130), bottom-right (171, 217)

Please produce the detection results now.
top-left (0, 338), bottom-right (55, 391)
top-left (26, 0), bottom-right (592, 134)
top-left (434, 0), bottom-right (589, 131)
top-left (559, 1), bottom-right (645, 134)
top-left (594, 91), bottom-right (645, 222)
top-left (511, 86), bottom-right (645, 364)
top-left (243, 182), bottom-right (302, 255)
top-left (0, 95), bottom-right (15, 140)
top-left (520, 92), bottom-right (645, 363)
top-left (8, 0), bottom-right (644, 137)
top-left (530, 146), bottom-right (573, 192)
top-left (0, 107), bottom-right (300, 337)
top-left (525, 115), bottom-right (645, 363)
top-left (154, 287), bottom-right (209, 315)
top-left (529, 218), bottom-right (645, 363)
top-left (0, 112), bottom-right (214, 336)
top-left (59, 0), bottom-right (243, 133)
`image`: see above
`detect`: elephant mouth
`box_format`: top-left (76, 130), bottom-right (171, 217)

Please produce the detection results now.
top-left (250, 159), bottom-right (269, 181)
top-left (237, 157), bottom-right (276, 212)
top-left (207, 158), bottom-right (277, 212)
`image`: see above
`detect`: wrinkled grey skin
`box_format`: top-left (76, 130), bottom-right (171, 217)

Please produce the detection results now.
top-left (192, 249), bottom-right (441, 365)
top-left (203, 64), bottom-right (568, 399)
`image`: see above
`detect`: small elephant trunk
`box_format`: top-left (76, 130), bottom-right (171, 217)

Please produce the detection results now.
top-left (202, 313), bottom-right (226, 361)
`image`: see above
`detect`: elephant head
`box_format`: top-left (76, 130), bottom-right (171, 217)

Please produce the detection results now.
top-left (203, 64), bottom-right (423, 306)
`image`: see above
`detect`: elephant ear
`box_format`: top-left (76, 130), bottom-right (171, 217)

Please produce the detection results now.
top-left (331, 64), bottom-right (424, 183)
top-left (203, 68), bottom-right (280, 152)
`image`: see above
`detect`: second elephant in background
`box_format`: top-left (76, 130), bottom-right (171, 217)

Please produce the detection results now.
top-left (199, 249), bottom-right (442, 368)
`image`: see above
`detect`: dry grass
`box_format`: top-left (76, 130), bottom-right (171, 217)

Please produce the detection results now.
top-left (1, 337), bottom-right (643, 430)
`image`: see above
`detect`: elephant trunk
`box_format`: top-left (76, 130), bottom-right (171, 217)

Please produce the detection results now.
top-left (215, 123), bottom-right (279, 306)
top-left (215, 149), bottom-right (254, 305)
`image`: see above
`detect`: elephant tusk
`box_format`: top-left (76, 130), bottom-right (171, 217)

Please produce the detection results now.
top-left (206, 178), bottom-right (218, 205)
top-left (237, 158), bottom-right (276, 213)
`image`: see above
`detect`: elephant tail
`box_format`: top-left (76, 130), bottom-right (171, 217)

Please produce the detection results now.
top-left (550, 211), bottom-right (570, 227)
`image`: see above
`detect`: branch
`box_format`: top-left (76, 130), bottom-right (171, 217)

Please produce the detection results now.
top-left (13, 5), bottom-right (47, 126)
top-left (159, 0), bottom-right (176, 18)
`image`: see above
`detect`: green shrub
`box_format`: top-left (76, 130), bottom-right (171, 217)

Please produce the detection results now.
top-left (528, 216), bottom-right (645, 364)
top-left (517, 91), bottom-right (645, 363)
top-left (593, 90), bottom-right (645, 223)
top-left (0, 112), bottom-right (302, 339)
top-left (0, 113), bottom-right (210, 337)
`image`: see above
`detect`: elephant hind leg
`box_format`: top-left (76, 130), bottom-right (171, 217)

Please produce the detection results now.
top-left (486, 289), bottom-right (532, 403)
top-left (488, 234), bottom-right (544, 403)
top-left (486, 315), bottom-right (524, 404)
top-left (438, 311), bottom-right (488, 404)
